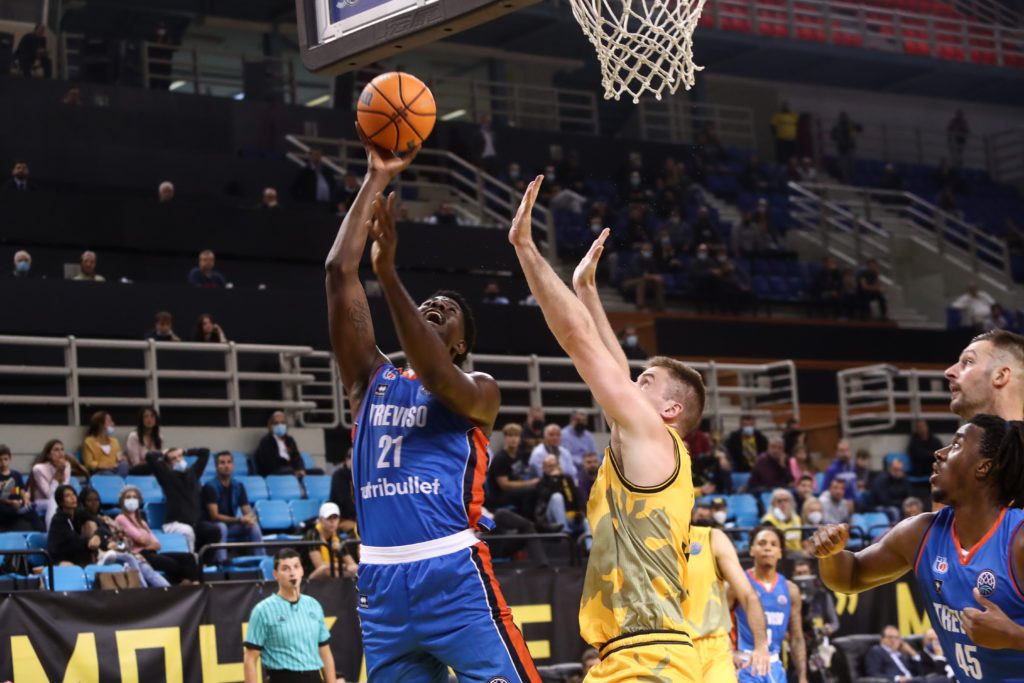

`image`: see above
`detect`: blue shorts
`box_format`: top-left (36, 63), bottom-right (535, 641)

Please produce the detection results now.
top-left (737, 659), bottom-right (786, 683)
top-left (357, 541), bottom-right (539, 683)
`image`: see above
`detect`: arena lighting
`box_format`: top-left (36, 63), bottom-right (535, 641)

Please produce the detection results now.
top-left (305, 94), bottom-right (331, 107)
top-left (440, 109), bottom-right (467, 121)
top-left (168, 80), bottom-right (186, 90)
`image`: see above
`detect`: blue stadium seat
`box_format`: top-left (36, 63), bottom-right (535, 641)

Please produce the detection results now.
top-left (303, 475), bottom-right (330, 501)
top-left (814, 472), bottom-right (826, 493)
top-left (231, 451), bottom-right (250, 475)
top-left (85, 564), bottom-right (127, 588)
top-left (240, 476), bottom-right (269, 501)
top-left (44, 566), bottom-right (88, 592)
top-left (852, 512), bottom-right (891, 540)
top-left (125, 475), bottom-right (165, 504)
top-left (0, 532), bottom-right (27, 566)
top-left (258, 556), bottom-right (275, 581)
top-left (144, 501), bottom-right (166, 529)
top-left (759, 491), bottom-right (774, 510)
top-left (255, 500), bottom-right (294, 531)
top-left (266, 475), bottom-right (303, 501)
top-left (731, 472), bottom-right (750, 491)
top-left (90, 475), bottom-right (125, 506)
top-left (68, 477), bottom-right (81, 493)
top-left (152, 531), bottom-right (190, 554)
top-left (300, 452), bottom-right (315, 471)
top-left (734, 510), bottom-right (761, 527)
top-left (290, 499), bottom-right (322, 525)
top-left (728, 494), bottom-right (759, 518)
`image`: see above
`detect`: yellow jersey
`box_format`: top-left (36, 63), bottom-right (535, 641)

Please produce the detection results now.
top-left (682, 525), bottom-right (732, 639)
top-left (579, 426), bottom-right (694, 649)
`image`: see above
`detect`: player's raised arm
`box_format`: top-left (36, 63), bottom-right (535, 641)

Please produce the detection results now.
top-left (324, 129), bottom-right (418, 412)
top-left (509, 177), bottom-right (671, 482)
top-left (711, 528), bottom-right (770, 676)
top-left (368, 192), bottom-right (500, 432)
top-left (572, 228), bottom-right (631, 379)
top-left (808, 515), bottom-right (933, 594)
top-left (786, 580), bottom-right (808, 683)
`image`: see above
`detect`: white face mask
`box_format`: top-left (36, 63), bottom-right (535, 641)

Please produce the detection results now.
top-left (712, 510), bottom-right (728, 525)
top-left (772, 506), bottom-right (787, 522)
top-left (123, 498), bottom-right (140, 512)
top-left (807, 511), bottom-right (823, 525)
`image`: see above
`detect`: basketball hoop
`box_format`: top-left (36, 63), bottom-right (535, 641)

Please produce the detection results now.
top-left (569, 0), bottom-right (707, 103)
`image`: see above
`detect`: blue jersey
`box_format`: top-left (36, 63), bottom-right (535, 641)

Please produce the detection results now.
top-left (914, 506), bottom-right (1024, 683)
top-left (736, 569), bottom-right (792, 655)
top-left (352, 363), bottom-right (489, 548)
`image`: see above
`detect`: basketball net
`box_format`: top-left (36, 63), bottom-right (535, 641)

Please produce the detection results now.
top-left (569, 0), bottom-right (707, 103)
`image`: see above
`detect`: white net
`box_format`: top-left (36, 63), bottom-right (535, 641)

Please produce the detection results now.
top-left (569, 0), bottom-right (707, 104)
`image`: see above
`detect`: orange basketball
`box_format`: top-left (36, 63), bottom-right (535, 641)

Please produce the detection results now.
top-left (356, 72), bottom-right (436, 152)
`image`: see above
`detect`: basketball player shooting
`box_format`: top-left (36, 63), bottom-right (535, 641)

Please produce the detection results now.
top-left (809, 415), bottom-right (1024, 682)
top-left (510, 176), bottom-right (706, 682)
top-left (325, 132), bottom-right (539, 682)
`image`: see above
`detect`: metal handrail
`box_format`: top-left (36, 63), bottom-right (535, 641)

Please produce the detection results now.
top-left (636, 99), bottom-right (757, 150)
top-left (837, 364), bottom-right (950, 435)
top-left (0, 548), bottom-right (55, 592)
top-left (197, 540), bottom-right (336, 579)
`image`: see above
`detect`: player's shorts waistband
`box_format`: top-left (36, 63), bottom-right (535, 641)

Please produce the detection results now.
top-left (737, 651), bottom-right (781, 663)
top-left (597, 630), bottom-right (693, 659)
top-left (359, 529), bottom-right (479, 564)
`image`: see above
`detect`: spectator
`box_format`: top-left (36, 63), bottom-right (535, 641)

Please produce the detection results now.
top-left (11, 250), bottom-right (32, 277)
top-left (801, 497), bottom-right (825, 528)
top-left (795, 474), bottom-right (816, 510)
top-left (115, 486), bottom-right (199, 584)
top-left (203, 451), bottom-right (263, 563)
top-left (902, 496), bottom-right (925, 518)
top-left (14, 24), bottom-right (51, 77)
top-left (684, 421), bottom-right (713, 459)
top-left (934, 158), bottom-right (962, 194)
top-left (47, 485), bottom-right (99, 566)
top-left (72, 250), bottom-right (105, 282)
top-left (919, 628), bottom-right (953, 678)
top-left (839, 268), bottom-right (860, 319)
top-left (78, 486), bottom-right (169, 588)
top-left (334, 198), bottom-right (350, 219)
top-left (789, 444), bottom-right (814, 482)
top-left (857, 258), bottom-right (887, 320)
top-left (619, 326), bottom-right (649, 360)
top-left (481, 282), bottom-right (510, 305)
top-left (502, 162), bottom-right (527, 195)
top-left (760, 488), bottom-right (803, 551)
top-left (694, 448), bottom-right (734, 496)
top-left (63, 85), bottom-right (82, 105)
top-left (337, 172), bottom-right (361, 208)
top-left (81, 410), bottom-right (127, 476)
top-left (947, 110), bottom-right (969, 168)
top-left (290, 147), bottom-right (336, 204)
top-left (690, 242), bottom-right (723, 304)
top-left (793, 559), bottom-right (839, 636)
top-left (520, 406), bottom-right (546, 455)
top-left (689, 207), bottom-right (720, 250)
top-left (854, 448), bottom-right (876, 494)
top-left (29, 439), bottom-right (73, 527)
top-left (983, 303), bottom-right (1010, 332)
top-left (4, 161), bottom-right (37, 193)
top-left (819, 478), bottom-right (852, 526)
top-left (830, 111), bottom-right (862, 183)
top-left (797, 157), bottom-right (817, 183)
top-left (193, 313), bottom-right (228, 342)
top-left (485, 423), bottom-right (539, 519)
top-left (951, 282), bottom-right (995, 330)
top-left (259, 187), bottom-right (280, 209)
top-left (253, 411), bottom-right (307, 478)
top-left (879, 164), bottom-right (903, 193)
top-left (326, 448), bottom-right (358, 536)
top-left (747, 437), bottom-right (794, 493)
top-left (870, 457), bottom-right (911, 522)
top-left (535, 454), bottom-right (583, 533)
top-left (425, 201), bottom-right (459, 225)
top-left (301, 502), bottom-right (358, 580)
top-left (710, 496), bottom-right (733, 528)
top-left (578, 452), bottom-right (600, 504)
top-left (771, 102), bottom-right (799, 163)
top-left (157, 181), bottom-right (175, 203)
top-left (0, 445), bottom-right (35, 532)
top-left (528, 424), bottom-right (577, 482)
top-left (725, 415), bottom-right (768, 473)
top-left (740, 155), bottom-right (770, 193)
top-left (812, 255), bottom-right (843, 316)
top-left (145, 311), bottom-right (181, 342)
top-left (620, 242), bottom-right (666, 311)
top-left (907, 420), bottom-right (942, 479)
top-left (125, 407), bottom-right (161, 474)
top-left (469, 113), bottom-right (499, 175)
top-left (188, 249), bottom-right (227, 288)
top-left (692, 503), bottom-right (713, 526)
top-left (146, 447), bottom-right (221, 554)
top-left (653, 229), bottom-right (682, 273)
top-left (822, 440), bottom-right (857, 500)
top-left (561, 410), bottom-right (597, 472)
top-left (865, 625), bottom-right (948, 683)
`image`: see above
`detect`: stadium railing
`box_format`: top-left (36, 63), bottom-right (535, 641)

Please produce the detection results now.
top-left (196, 539), bottom-right (337, 580)
top-left (837, 364), bottom-right (950, 435)
top-left (634, 99), bottom-right (758, 150)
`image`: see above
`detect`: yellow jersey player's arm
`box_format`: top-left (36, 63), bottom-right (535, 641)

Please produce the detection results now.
top-left (571, 228), bottom-right (631, 380)
top-left (711, 528), bottom-right (770, 675)
top-left (808, 516), bottom-right (933, 594)
top-left (786, 580), bottom-right (808, 683)
top-left (509, 177), bottom-right (673, 486)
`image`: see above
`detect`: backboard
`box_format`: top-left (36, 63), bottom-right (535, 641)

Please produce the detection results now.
top-left (296, 0), bottom-right (540, 74)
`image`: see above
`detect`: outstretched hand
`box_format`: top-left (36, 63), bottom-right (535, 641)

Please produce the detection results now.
top-left (368, 191), bottom-right (398, 276)
top-left (356, 123), bottom-right (419, 178)
top-left (962, 587), bottom-right (1024, 649)
top-left (508, 175), bottom-right (544, 250)
top-left (572, 228), bottom-right (610, 292)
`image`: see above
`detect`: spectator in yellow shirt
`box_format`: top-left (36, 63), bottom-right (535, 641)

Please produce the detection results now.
top-left (761, 487), bottom-right (804, 551)
top-left (771, 102), bottom-right (799, 163)
top-left (82, 410), bottom-right (127, 476)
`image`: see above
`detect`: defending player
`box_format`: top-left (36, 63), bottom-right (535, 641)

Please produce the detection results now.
top-left (730, 526), bottom-right (807, 683)
top-left (946, 330), bottom-right (1024, 421)
top-left (809, 415), bottom-right (1024, 681)
top-left (325, 134), bottom-right (538, 682)
top-left (510, 177), bottom-right (706, 681)
top-left (686, 520), bottom-right (771, 681)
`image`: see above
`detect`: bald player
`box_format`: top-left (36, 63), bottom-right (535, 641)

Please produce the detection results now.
top-left (946, 330), bottom-right (1024, 421)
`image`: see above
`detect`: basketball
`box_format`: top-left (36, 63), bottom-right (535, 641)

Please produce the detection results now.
top-left (356, 72), bottom-right (436, 152)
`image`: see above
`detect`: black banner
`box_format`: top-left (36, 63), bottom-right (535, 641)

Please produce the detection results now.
top-left (0, 571), bottom-right (931, 681)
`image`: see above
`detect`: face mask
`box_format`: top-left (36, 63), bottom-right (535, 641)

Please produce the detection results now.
top-left (123, 498), bottom-right (140, 512)
top-left (509, 170), bottom-right (520, 180)
top-left (624, 335), bottom-right (638, 347)
top-left (742, 426), bottom-right (754, 436)
top-left (712, 510), bottom-right (728, 525)
top-left (640, 250), bottom-right (653, 259)
top-left (807, 511), bottom-right (823, 525)
top-left (172, 459), bottom-right (188, 473)
top-left (590, 222), bottom-right (603, 234)
top-left (661, 236), bottom-right (672, 246)
top-left (630, 177), bottom-right (641, 187)
top-left (106, 426), bottom-right (116, 437)
top-left (545, 173), bottom-right (556, 183)
top-left (696, 252), bottom-right (708, 261)
top-left (772, 506), bottom-right (787, 522)
top-left (272, 424), bottom-right (287, 438)
top-left (15, 260), bottom-right (29, 273)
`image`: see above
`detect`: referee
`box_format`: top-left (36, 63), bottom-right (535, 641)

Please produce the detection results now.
top-left (243, 548), bottom-right (340, 683)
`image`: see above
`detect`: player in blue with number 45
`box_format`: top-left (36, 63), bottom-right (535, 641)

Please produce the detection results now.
top-left (810, 414), bottom-right (1024, 682)
top-left (325, 128), bottom-right (540, 683)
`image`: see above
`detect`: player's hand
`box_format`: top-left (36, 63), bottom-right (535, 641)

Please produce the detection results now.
top-left (748, 644), bottom-right (770, 676)
top-left (508, 176), bottom-right (543, 250)
top-left (807, 523), bottom-right (850, 559)
top-left (357, 122), bottom-right (419, 178)
top-left (368, 191), bottom-right (398, 276)
top-left (963, 587), bottom-right (1024, 649)
top-left (572, 228), bottom-right (609, 292)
